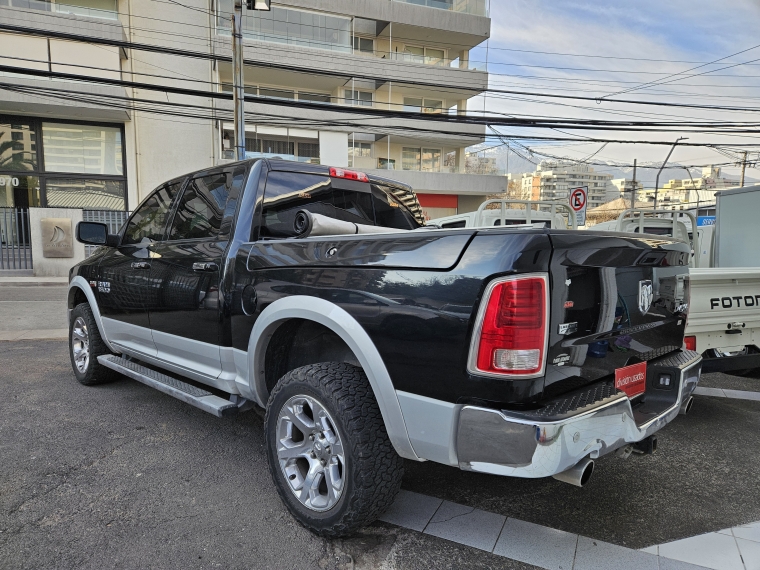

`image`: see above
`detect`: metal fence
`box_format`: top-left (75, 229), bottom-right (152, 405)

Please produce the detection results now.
top-left (0, 208), bottom-right (32, 270)
top-left (82, 210), bottom-right (130, 256)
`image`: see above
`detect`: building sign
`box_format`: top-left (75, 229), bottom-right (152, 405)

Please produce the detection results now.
top-left (40, 218), bottom-right (74, 258)
top-left (568, 186), bottom-right (588, 226)
top-left (697, 216), bottom-right (716, 226)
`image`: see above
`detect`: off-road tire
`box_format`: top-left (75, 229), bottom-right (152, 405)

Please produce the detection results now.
top-left (265, 362), bottom-right (404, 537)
top-left (69, 303), bottom-right (119, 386)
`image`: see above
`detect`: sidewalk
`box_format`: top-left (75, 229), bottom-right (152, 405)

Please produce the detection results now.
top-left (0, 275), bottom-right (69, 341)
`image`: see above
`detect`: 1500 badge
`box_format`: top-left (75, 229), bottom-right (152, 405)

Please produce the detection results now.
top-left (97, 281), bottom-right (110, 293)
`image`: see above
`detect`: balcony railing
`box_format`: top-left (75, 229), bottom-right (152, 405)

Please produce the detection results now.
top-left (392, 0), bottom-right (488, 17)
top-left (353, 48), bottom-right (487, 72)
top-left (1, 0), bottom-right (119, 20)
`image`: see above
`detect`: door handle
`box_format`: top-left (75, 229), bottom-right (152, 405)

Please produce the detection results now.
top-left (131, 261), bottom-right (151, 269)
top-left (193, 262), bottom-right (219, 272)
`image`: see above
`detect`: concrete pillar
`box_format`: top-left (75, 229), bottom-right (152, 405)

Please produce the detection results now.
top-left (455, 148), bottom-right (466, 173)
top-left (456, 99), bottom-right (467, 116)
top-left (459, 49), bottom-right (470, 69)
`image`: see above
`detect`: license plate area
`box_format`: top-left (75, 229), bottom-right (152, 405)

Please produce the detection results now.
top-left (615, 361), bottom-right (647, 398)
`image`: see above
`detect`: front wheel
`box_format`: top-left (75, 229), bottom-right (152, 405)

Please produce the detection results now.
top-left (265, 363), bottom-right (403, 537)
top-left (69, 303), bottom-right (118, 386)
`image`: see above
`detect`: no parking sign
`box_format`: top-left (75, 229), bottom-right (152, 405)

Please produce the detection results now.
top-left (569, 186), bottom-right (588, 226)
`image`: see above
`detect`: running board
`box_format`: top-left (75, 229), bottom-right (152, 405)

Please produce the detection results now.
top-left (98, 355), bottom-right (239, 418)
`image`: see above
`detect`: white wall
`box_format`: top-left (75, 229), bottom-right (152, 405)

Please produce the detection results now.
top-left (319, 131), bottom-right (349, 168)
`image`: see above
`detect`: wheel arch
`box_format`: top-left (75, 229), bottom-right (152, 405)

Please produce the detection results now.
top-left (68, 276), bottom-right (116, 353)
top-left (246, 295), bottom-right (420, 461)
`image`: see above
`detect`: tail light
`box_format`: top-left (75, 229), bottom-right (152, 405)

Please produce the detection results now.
top-left (684, 335), bottom-right (696, 351)
top-left (468, 274), bottom-right (549, 377)
top-left (329, 167), bottom-right (368, 182)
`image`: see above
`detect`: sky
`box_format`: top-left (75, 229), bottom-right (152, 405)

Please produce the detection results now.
top-left (471, 0), bottom-right (760, 180)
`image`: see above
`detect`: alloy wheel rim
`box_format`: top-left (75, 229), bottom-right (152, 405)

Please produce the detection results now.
top-left (71, 317), bottom-right (90, 374)
top-left (276, 394), bottom-right (346, 512)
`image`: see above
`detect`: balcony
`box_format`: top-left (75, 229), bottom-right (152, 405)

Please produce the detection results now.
top-left (392, 0), bottom-right (488, 17)
top-left (0, 0), bottom-right (118, 20)
top-left (352, 47), bottom-right (487, 72)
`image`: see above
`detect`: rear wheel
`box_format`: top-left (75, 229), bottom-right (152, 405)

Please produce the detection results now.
top-left (69, 303), bottom-right (118, 386)
top-left (265, 362), bottom-right (403, 537)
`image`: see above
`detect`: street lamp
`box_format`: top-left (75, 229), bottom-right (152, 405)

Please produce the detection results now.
top-left (654, 137), bottom-right (687, 210)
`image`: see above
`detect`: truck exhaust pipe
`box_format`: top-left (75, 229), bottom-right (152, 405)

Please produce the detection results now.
top-left (680, 396), bottom-right (694, 416)
top-left (552, 458), bottom-right (594, 487)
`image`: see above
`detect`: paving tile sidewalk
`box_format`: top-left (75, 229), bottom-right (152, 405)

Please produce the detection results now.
top-left (379, 489), bottom-right (745, 570)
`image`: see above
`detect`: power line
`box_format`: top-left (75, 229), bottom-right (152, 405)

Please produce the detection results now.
top-left (5, 22), bottom-right (760, 118)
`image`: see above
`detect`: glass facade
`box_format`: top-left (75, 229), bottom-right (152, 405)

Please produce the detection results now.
top-left (218, 2), bottom-right (352, 53)
top-left (0, 116), bottom-right (127, 210)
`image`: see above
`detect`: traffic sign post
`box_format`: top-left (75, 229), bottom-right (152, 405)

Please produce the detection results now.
top-left (569, 186), bottom-right (588, 227)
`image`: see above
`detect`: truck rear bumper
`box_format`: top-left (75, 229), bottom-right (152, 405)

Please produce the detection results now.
top-left (457, 350), bottom-right (701, 478)
top-left (700, 346), bottom-right (760, 373)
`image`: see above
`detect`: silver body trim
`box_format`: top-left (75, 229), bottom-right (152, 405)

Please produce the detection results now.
top-left (457, 353), bottom-right (702, 478)
top-left (102, 317), bottom-right (157, 357)
top-left (152, 329), bottom-right (222, 380)
top-left (242, 295), bottom-right (420, 461)
top-left (68, 276), bottom-right (116, 353)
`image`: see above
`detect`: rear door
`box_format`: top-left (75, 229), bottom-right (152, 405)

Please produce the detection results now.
top-left (147, 167), bottom-right (246, 378)
top-left (98, 183), bottom-right (180, 356)
top-left (544, 231), bottom-right (691, 394)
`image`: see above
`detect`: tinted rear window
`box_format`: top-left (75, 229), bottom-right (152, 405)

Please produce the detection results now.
top-left (261, 171), bottom-right (374, 238)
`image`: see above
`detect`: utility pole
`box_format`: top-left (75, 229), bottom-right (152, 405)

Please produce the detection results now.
top-left (740, 151), bottom-right (748, 187)
top-left (654, 137), bottom-right (687, 210)
top-left (232, 0), bottom-right (270, 161)
top-left (631, 158), bottom-right (637, 210)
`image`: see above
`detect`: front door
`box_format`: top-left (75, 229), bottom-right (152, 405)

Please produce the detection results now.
top-left (98, 183), bottom-right (181, 356)
top-left (147, 169), bottom-right (243, 379)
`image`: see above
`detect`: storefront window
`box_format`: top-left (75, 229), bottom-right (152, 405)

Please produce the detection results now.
top-left (0, 175), bottom-right (40, 208)
top-left (42, 123), bottom-right (123, 175)
top-left (0, 121), bottom-right (37, 172)
top-left (45, 178), bottom-right (125, 210)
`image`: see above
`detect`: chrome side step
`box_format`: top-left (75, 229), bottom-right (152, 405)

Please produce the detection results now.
top-left (98, 355), bottom-right (239, 418)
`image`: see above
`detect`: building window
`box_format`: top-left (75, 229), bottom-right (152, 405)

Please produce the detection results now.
top-left (353, 37), bottom-right (374, 54)
top-left (403, 98), bottom-right (444, 113)
top-left (42, 123), bottom-right (123, 175)
top-left (45, 178), bottom-right (126, 210)
top-left (402, 45), bottom-right (447, 66)
top-left (259, 87), bottom-right (295, 100)
top-left (421, 148), bottom-right (441, 172)
top-left (402, 147), bottom-right (421, 171)
top-left (0, 117), bottom-right (127, 210)
top-left (218, 2), bottom-right (352, 53)
top-left (378, 158), bottom-right (395, 170)
top-left (298, 91), bottom-right (332, 104)
top-left (345, 90), bottom-right (373, 107)
top-left (348, 141), bottom-right (372, 167)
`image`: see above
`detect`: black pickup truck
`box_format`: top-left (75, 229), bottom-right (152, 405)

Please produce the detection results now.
top-left (69, 159), bottom-right (701, 536)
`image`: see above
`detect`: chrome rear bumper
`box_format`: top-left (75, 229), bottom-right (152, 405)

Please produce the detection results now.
top-left (457, 350), bottom-right (701, 478)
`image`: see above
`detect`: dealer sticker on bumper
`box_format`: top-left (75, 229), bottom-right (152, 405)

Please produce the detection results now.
top-left (615, 361), bottom-right (647, 398)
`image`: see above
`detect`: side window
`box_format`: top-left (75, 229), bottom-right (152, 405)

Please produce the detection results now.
top-left (261, 171), bottom-right (374, 238)
top-left (371, 184), bottom-right (419, 230)
top-left (168, 172), bottom-right (229, 240)
top-left (122, 182), bottom-right (181, 245)
top-left (442, 220), bottom-right (467, 229)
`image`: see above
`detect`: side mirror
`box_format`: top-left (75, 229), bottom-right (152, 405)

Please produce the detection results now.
top-left (76, 222), bottom-right (119, 247)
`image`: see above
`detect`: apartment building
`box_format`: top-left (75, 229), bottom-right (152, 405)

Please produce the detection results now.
top-left (0, 0), bottom-right (499, 219)
top-left (519, 161), bottom-right (617, 209)
top-left (611, 178), bottom-right (643, 202)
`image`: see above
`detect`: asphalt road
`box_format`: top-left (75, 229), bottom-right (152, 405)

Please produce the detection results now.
top-left (0, 340), bottom-right (537, 570)
top-left (1, 339), bottom-right (758, 568)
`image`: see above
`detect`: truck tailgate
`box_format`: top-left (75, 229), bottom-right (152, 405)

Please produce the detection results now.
top-left (686, 267), bottom-right (760, 352)
top-left (544, 231), bottom-right (691, 396)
